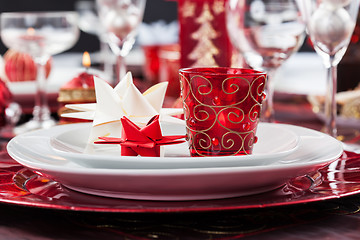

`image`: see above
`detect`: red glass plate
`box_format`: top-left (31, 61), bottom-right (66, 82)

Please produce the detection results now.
top-left (1, 150), bottom-right (360, 213)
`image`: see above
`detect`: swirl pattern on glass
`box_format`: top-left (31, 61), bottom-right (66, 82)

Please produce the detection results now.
top-left (179, 68), bottom-right (266, 157)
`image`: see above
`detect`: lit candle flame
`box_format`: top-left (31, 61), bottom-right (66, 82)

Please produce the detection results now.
top-left (27, 27), bottom-right (36, 36)
top-left (82, 51), bottom-right (91, 68)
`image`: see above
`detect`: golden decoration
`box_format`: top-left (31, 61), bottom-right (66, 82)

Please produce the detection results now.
top-left (188, 3), bottom-right (220, 67)
top-left (341, 97), bottom-right (360, 118)
top-left (181, 0), bottom-right (196, 18)
top-left (57, 88), bottom-right (96, 103)
top-left (212, 0), bottom-right (225, 15)
top-left (195, 3), bottom-right (213, 24)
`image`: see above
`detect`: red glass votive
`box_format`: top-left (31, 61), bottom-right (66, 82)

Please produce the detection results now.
top-left (179, 67), bottom-right (267, 157)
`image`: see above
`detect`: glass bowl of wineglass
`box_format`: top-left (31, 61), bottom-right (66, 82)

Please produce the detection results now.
top-left (299, 0), bottom-right (360, 137)
top-left (96, 0), bottom-right (146, 85)
top-left (226, 0), bottom-right (306, 122)
top-left (0, 11), bottom-right (80, 132)
top-left (75, 0), bottom-right (114, 80)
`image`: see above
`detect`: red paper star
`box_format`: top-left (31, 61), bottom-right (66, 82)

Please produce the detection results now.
top-left (95, 115), bottom-right (186, 157)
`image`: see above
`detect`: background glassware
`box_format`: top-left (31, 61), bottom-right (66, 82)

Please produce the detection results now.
top-left (75, 0), bottom-right (114, 81)
top-left (0, 11), bottom-right (80, 131)
top-left (96, 0), bottom-right (146, 85)
top-left (299, 0), bottom-right (360, 137)
top-left (226, 0), bottom-right (306, 122)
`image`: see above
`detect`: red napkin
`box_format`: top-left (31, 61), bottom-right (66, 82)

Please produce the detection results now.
top-left (95, 115), bottom-right (186, 157)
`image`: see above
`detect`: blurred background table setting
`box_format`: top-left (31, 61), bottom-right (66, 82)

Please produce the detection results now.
top-left (1, 0), bottom-right (360, 239)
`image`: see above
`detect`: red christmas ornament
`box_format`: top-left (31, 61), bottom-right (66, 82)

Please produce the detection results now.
top-left (0, 78), bottom-right (12, 127)
top-left (3, 49), bottom-right (52, 82)
top-left (95, 115), bottom-right (186, 157)
top-left (61, 72), bottom-right (95, 89)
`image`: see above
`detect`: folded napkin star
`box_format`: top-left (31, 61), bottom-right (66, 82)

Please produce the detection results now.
top-left (61, 72), bottom-right (184, 143)
top-left (95, 115), bottom-right (186, 157)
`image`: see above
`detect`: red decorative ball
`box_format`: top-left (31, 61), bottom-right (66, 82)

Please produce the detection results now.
top-left (0, 78), bottom-right (12, 127)
top-left (61, 72), bottom-right (95, 89)
top-left (3, 49), bottom-right (52, 82)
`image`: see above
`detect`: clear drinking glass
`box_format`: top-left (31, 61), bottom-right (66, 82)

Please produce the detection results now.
top-left (299, 0), bottom-right (360, 137)
top-left (96, 0), bottom-right (146, 85)
top-left (0, 12), bottom-right (80, 131)
top-left (226, 0), bottom-right (306, 122)
top-left (75, 1), bottom-right (114, 80)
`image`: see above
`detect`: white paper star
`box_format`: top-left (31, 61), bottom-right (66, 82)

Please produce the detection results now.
top-left (62, 72), bottom-right (184, 143)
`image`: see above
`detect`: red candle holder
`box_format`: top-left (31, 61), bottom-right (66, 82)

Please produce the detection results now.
top-left (179, 67), bottom-right (267, 157)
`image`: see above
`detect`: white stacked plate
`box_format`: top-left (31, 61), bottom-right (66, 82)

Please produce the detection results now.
top-left (7, 122), bottom-right (343, 201)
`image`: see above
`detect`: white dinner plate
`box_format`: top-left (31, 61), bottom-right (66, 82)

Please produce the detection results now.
top-left (48, 123), bottom-right (300, 169)
top-left (7, 123), bottom-right (343, 201)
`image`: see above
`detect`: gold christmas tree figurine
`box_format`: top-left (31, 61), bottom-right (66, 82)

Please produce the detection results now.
top-left (188, 3), bottom-right (220, 67)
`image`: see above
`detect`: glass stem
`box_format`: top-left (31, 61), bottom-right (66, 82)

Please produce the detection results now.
top-left (33, 59), bottom-right (51, 122)
top-left (261, 68), bottom-right (277, 123)
top-left (324, 58), bottom-right (337, 138)
top-left (100, 40), bottom-right (114, 82)
top-left (115, 54), bottom-right (126, 85)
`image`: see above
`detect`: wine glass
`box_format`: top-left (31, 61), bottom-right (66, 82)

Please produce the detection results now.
top-left (226, 0), bottom-right (306, 122)
top-left (0, 12), bottom-right (79, 131)
top-left (96, 0), bottom-right (146, 85)
top-left (75, 0), bottom-right (114, 81)
top-left (298, 0), bottom-right (360, 137)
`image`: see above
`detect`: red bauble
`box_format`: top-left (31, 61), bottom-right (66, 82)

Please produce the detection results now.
top-left (3, 49), bottom-right (52, 82)
top-left (0, 78), bottom-right (12, 127)
top-left (61, 72), bottom-right (95, 89)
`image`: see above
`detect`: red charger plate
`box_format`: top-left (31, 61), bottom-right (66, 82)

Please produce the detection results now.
top-left (1, 150), bottom-right (360, 213)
